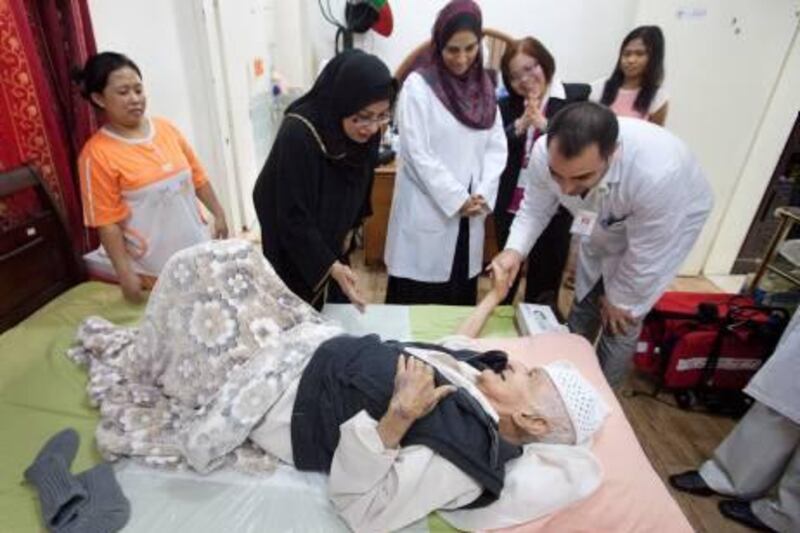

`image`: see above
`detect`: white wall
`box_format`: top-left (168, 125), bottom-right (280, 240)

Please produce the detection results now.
top-left (306, 0), bottom-right (639, 83)
top-left (273, 2), bottom-right (315, 89)
top-left (706, 25), bottom-right (800, 274)
top-left (204, 0), bottom-right (275, 230)
top-left (634, 0), bottom-right (798, 274)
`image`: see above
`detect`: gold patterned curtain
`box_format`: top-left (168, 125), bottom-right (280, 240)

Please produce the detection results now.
top-left (0, 0), bottom-right (97, 252)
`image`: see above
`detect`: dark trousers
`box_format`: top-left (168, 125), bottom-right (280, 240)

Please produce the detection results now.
top-left (525, 206), bottom-right (573, 313)
top-left (386, 217), bottom-right (478, 305)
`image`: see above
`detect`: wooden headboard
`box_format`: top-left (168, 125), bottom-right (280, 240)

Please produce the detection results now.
top-left (0, 166), bottom-right (82, 333)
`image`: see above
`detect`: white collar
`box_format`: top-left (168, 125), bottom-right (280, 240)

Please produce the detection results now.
top-left (546, 79), bottom-right (567, 101)
top-left (405, 346), bottom-right (500, 423)
top-left (101, 117), bottom-right (155, 144)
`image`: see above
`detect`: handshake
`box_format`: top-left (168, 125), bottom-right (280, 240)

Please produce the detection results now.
top-left (491, 249), bottom-right (635, 335)
top-left (487, 249), bottom-right (524, 303)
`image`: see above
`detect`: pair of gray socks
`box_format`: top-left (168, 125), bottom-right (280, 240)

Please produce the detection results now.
top-left (23, 428), bottom-right (130, 533)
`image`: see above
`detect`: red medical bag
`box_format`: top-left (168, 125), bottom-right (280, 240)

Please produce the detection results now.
top-left (634, 292), bottom-right (789, 413)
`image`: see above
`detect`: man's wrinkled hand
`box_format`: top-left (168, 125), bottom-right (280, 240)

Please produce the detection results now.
top-left (389, 355), bottom-right (456, 421)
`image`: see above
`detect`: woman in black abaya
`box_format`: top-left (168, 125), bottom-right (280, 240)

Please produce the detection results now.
top-left (253, 50), bottom-right (396, 310)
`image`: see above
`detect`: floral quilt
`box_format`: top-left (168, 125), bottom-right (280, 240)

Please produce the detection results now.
top-left (67, 239), bottom-right (343, 473)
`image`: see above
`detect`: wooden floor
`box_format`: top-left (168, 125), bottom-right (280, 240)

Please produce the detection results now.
top-left (348, 250), bottom-right (751, 533)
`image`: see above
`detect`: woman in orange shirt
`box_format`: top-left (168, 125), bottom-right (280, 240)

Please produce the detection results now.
top-left (75, 52), bottom-right (228, 302)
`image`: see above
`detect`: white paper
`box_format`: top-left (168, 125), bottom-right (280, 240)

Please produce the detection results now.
top-left (321, 303), bottom-right (412, 340)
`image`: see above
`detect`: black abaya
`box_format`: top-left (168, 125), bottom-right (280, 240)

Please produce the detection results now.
top-left (253, 50), bottom-right (395, 309)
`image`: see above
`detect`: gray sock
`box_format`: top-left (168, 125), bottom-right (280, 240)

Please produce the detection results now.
top-left (24, 429), bottom-right (87, 529)
top-left (24, 455), bottom-right (88, 529)
top-left (29, 428), bottom-right (80, 466)
top-left (62, 463), bottom-right (131, 533)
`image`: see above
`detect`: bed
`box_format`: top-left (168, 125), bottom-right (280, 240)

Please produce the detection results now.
top-left (0, 282), bottom-right (692, 532)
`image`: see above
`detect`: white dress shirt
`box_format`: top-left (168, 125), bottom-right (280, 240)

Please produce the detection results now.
top-left (384, 72), bottom-right (508, 282)
top-left (249, 337), bottom-right (601, 532)
top-left (506, 118), bottom-right (713, 318)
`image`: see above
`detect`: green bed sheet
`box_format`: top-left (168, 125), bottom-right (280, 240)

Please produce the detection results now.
top-left (0, 283), bottom-right (145, 532)
top-left (0, 283), bottom-right (516, 532)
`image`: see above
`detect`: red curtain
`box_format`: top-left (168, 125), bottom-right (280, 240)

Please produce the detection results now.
top-left (0, 0), bottom-right (98, 252)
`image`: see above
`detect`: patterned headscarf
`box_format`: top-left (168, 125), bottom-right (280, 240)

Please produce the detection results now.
top-left (413, 0), bottom-right (497, 130)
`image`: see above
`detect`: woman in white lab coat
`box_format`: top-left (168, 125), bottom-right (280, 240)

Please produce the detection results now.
top-left (384, 0), bottom-right (507, 305)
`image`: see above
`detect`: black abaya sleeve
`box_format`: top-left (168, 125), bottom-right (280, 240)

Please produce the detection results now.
top-left (495, 96), bottom-right (525, 218)
top-left (264, 122), bottom-right (339, 291)
top-left (355, 147), bottom-right (379, 223)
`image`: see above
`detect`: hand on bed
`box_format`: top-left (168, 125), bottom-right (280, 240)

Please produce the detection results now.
top-left (119, 270), bottom-right (146, 304)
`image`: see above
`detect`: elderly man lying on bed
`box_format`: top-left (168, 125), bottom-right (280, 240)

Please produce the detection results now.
top-left (69, 239), bottom-right (608, 532)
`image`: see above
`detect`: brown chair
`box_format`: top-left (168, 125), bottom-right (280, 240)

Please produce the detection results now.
top-left (394, 28), bottom-right (515, 84)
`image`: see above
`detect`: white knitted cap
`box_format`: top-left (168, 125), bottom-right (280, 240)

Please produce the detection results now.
top-left (541, 360), bottom-right (610, 445)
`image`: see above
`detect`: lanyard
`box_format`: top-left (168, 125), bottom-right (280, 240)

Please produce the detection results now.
top-left (521, 127), bottom-right (543, 169)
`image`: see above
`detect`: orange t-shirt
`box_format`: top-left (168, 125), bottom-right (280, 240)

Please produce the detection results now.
top-left (79, 117), bottom-right (209, 228)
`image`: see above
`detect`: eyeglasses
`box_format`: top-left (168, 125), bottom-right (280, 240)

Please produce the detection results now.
top-left (351, 113), bottom-right (392, 127)
top-left (508, 62), bottom-right (542, 84)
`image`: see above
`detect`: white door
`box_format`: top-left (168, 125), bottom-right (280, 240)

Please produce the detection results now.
top-left (634, 0), bottom-right (798, 275)
top-left (706, 27), bottom-right (800, 275)
top-left (197, 0), bottom-right (276, 233)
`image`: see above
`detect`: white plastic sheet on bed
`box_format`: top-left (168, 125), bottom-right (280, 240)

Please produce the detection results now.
top-left (321, 303), bottom-right (411, 340)
top-left (115, 448), bottom-right (430, 532)
top-left (116, 462), bottom-right (353, 532)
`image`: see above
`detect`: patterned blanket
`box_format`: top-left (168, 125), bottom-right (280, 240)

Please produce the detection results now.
top-left (67, 240), bottom-right (343, 473)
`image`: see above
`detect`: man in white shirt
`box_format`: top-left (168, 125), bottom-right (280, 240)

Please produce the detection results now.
top-left (492, 102), bottom-right (713, 387)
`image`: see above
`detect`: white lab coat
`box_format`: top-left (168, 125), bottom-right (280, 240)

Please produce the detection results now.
top-left (745, 308), bottom-right (800, 425)
top-left (384, 72), bottom-right (508, 282)
top-left (506, 118), bottom-right (713, 318)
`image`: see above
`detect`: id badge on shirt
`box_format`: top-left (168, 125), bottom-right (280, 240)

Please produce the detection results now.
top-left (570, 209), bottom-right (597, 238)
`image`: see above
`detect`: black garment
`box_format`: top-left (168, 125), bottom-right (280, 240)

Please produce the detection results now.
top-left (494, 83), bottom-right (590, 308)
top-left (253, 51), bottom-right (395, 309)
top-left (385, 217), bottom-right (478, 305)
top-left (253, 117), bottom-right (375, 310)
top-left (291, 334), bottom-right (522, 508)
top-left (524, 207), bottom-right (572, 316)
